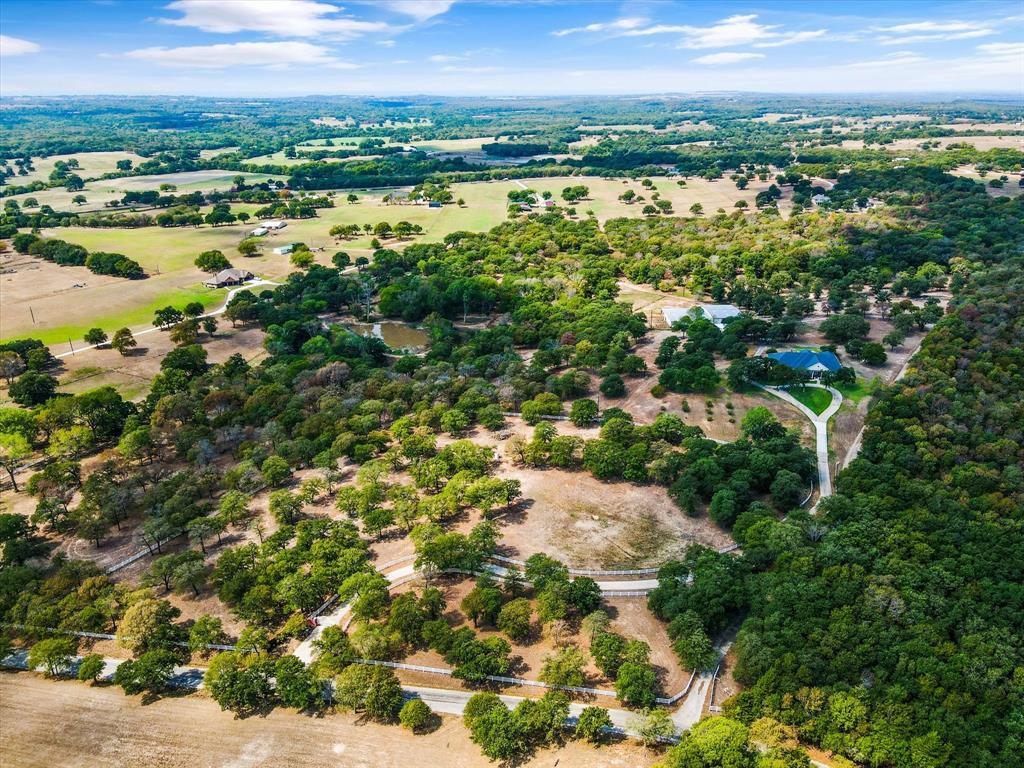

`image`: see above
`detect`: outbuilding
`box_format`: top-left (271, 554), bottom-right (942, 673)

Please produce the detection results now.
top-left (662, 303), bottom-right (742, 330)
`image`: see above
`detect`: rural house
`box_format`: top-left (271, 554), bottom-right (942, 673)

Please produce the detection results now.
top-left (204, 267), bottom-right (254, 288)
top-left (767, 349), bottom-right (842, 377)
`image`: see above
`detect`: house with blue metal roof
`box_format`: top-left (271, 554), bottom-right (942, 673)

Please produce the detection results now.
top-left (767, 350), bottom-right (842, 377)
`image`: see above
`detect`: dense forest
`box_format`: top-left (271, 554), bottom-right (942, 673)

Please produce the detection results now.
top-left (725, 261), bottom-right (1024, 767)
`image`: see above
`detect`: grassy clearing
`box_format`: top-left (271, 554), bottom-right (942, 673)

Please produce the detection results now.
top-left (835, 378), bottom-right (879, 404)
top-left (7, 174), bottom-right (781, 345)
top-left (4, 171), bottom-right (284, 214)
top-left (3, 151), bottom-right (147, 185)
top-left (789, 385), bottom-right (833, 415)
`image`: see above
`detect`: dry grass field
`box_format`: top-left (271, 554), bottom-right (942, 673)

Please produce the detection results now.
top-left (3, 174), bottom-right (781, 345)
top-left (2, 151), bottom-right (147, 185)
top-left (0, 674), bottom-right (659, 768)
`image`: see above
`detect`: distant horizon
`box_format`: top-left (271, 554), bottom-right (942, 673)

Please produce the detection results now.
top-left (2, 0), bottom-right (1022, 97)
top-left (2, 90), bottom-right (1021, 101)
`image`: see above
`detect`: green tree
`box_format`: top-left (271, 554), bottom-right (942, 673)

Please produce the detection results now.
top-left (261, 456), bottom-right (291, 487)
top-left (630, 707), bottom-right (676, 747)
top-left (399, 698), bottom-right (435, 733)
top-left (576, 705), bottom-right (612, 743)
top-left (111, 328), bottom-right (137, 356)
top-left (274, 655), bottom-right (322, 711)
top-left (569, 398), bottom-right (598, 426)
top-left (10, 372), bottom-right (58, 406)
top-left (615, 661), bottom-right (658, 707)
top-left (28, 637), bottom-right (76, 677)
top-left (189, 615), bottom-right (229, 656)
top-left (77, 653), bottom-right (105, 683)
top-left (112, 649), bottom-right (178, 695)
top-left (0, 433), bottom-right (31, 492)
top-left (540, 647), bottom-right (588, 688)
top-left (497, 598), bottom-right (533, 642)
top-left (83, 328), bottom-right (108, 347)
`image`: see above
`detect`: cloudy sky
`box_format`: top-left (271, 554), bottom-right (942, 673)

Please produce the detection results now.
top-left (1, 0), bottom-right (1022, 96)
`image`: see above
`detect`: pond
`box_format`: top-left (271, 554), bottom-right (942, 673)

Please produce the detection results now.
top-left (346, 321), bottom-right (429, 351)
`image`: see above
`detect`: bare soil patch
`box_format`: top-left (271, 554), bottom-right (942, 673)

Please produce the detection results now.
top-left (0, 673), bottom-right (658, 768)
top-left (497, 463), bottom-right (732, 569)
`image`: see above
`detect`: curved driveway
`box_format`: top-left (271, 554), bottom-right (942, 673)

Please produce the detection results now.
top-left (753, 382), bottom-right (842, 502)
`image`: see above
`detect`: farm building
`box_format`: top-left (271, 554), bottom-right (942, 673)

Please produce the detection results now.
top-left (273, 243), bottom-right (298, 256)
top-left (261, 220), bottom-right (287, 230)
top-left (249, 227), bottom-right (269, 237)
top-left (203, 268), bottom-right (254, 288)
top-left (811, 194), bottom-right (830, 205)
top-left (662, 303), bottom-right (741, 330)
top-left (767, 349), bottom-right (842, 377)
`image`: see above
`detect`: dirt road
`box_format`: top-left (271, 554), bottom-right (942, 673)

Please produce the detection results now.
top-left (0, 673), bottom-right (657, 768)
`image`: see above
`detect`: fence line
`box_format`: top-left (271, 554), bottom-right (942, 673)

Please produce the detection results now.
top-left (2, 623), bottom-right (236, 652)
top-left (352, 658), bottom-right (618, 698)
top-left (488, 554), bottom-right (660, 577)
top-left (104, 532), bottom-right (184, 574)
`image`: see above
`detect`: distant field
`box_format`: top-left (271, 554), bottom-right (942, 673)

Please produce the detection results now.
top-left (4, 174), bottom-right (777, 344)
top-left (3, 170), bottom-right (283, 213)
top-left (841, 135), bottom-right (1024, 151)
top-left (2, 150), bottom-right (147, 185)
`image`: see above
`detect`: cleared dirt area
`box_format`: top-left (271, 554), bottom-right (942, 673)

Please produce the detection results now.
top-left (0, 673), bottom-right (659, 768)
top-left (497, 464), bottom-right (732, 569)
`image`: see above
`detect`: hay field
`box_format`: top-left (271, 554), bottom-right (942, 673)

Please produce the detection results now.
top-left (2, 151), bottom-right (147, 185)
top-left (4, 174), bottom-right (779, 344)
top-left (3, 170), bottom-right (283, 213)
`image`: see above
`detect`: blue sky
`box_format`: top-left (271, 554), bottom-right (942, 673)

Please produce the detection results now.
top-left (1, 1), bottom-right (1022, 96)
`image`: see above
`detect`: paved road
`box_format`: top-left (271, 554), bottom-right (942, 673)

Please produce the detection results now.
top-left (53, 279), bottom-right (279, 360)
top-left (754, 383), bottom-right (842, 502)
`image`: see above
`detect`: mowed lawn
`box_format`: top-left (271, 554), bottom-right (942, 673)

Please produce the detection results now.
top-left (789, 385), bottom-right (834, 415)
top-left (5, 175), bottom-right (776, 345)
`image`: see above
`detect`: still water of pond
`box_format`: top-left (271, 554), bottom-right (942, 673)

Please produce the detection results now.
top-left (347, 322), bottom-right (429, 350)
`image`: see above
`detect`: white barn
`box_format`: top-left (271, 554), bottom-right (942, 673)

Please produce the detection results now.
top-left (662, 304), bottom-right (742, 330)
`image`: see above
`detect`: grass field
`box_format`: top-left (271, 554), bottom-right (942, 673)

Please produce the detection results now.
top-left (4, 170), bottom-right (284, 213)
top-left (2, 151), bottom-right (147, 185)
top-left (4, 174), bottom-right (776, 345)
top-left (789, 385), bottom-right (833, 415)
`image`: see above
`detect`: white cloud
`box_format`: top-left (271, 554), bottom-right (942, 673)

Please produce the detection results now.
top-left (845, 51), bottom-right (929, 68)
top-left (976, 41), bottom-right (1024, 58)
top-left (440, 65), bottom-right (502, 73)
top-left (755, 29), bottom-right (827, 48)
top-left (429, 54), bottom-right (463, 62)
top-left (0, 34), bottom-right (41, 57)
top-left (692, 51), bottom-right (766, 65)
top-left (377, 39), bottom-right (397, 48)
top-left (874, 20), bottom-right (995, 44)
top-left (376, 1), bottom-right (455, 22)
top-left (160, 0), bottom-right (392, 39)
top-left (125, 40), bottom-right (358, 69)
top-left (560, 13), bottom-right (826, 50)
top-left (552, 17), bottom-right (647, 37)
